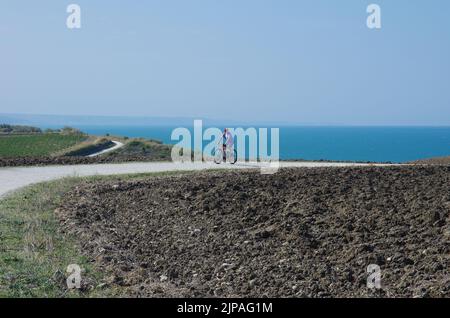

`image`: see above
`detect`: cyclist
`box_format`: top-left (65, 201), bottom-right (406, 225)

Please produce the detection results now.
top-left (222, 128), bottom-right (233, 161)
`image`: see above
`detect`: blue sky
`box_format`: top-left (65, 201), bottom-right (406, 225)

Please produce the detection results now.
top-left (1, 0), bottom-right (449, 125)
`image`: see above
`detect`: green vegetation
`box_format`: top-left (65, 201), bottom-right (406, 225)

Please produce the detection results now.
top-left (0, 124), bottom-right (42, 134)
top-left (0, 171), bottom-right (195, 297)
top-left (0, 123), bottom-right (174, 162)
top-left (0, 124), bottom-right (82, 135)
top-left (104, 138), bottom-right (172, 161)
top-left (0, 178), bottom-right (109, 297)
top-left (45, 127), bottom-right (83, 135)
top-left (0, 134), bottom-right (87, 157)
top-left (63, 138), bottom-right (114, 157)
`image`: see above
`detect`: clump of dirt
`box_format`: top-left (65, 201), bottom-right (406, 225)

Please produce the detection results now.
top-left (58, 167), bottom-right (450, 297)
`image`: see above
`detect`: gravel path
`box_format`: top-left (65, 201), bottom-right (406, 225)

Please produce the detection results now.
top-left (0, 161), bottom-right (391, 198)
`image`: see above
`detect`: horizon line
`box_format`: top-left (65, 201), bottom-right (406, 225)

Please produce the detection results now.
top-left (2, 112), bottom-right (450, 127)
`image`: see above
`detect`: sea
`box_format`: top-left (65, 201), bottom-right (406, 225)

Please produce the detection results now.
top-left (66, 125), bottom-right (450, 163)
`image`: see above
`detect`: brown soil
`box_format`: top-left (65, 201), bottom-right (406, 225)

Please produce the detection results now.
top-left (410, 156), bottom-right (450, 165)
top-left (57, 166), bottom-right (450, 298)
top-left (0, 155), bottom-right (168, 167)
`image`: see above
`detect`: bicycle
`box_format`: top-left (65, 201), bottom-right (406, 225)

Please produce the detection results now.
top-left (213, 145), bottom-right (237, 164)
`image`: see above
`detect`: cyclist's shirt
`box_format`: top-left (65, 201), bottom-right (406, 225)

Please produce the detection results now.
top-left (223, 131), bottom-right (233, 147)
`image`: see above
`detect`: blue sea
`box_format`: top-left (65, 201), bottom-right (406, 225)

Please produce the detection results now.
top-left (69, 125), bottom-right (450, 163)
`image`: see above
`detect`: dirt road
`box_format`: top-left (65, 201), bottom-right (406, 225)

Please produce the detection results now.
top-left (0, 161), bottom-right (389, 198)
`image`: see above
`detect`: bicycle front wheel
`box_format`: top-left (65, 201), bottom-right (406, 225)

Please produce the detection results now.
top-left (227, 149), bottom-right (238, 164)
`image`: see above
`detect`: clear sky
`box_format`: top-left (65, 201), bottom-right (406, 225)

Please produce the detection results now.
top-left (1, 0), bottom-right (449, 125)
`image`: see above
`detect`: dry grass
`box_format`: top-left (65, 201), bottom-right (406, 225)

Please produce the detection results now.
top-left (0, 170), bottom-right (198, 297)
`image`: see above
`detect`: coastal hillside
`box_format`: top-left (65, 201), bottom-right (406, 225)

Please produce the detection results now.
top-left (0, 124), bottom-right (172, 166)
top-left (102, 139), bottom-right (172, 162)
top-left (0, 126), bottom-right (87, 157)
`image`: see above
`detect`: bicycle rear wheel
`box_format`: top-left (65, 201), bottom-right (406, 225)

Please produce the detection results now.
top-left (226, 149), bottom-right (238, 164)
top-left (213, 148), bottom-right (224, 164)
